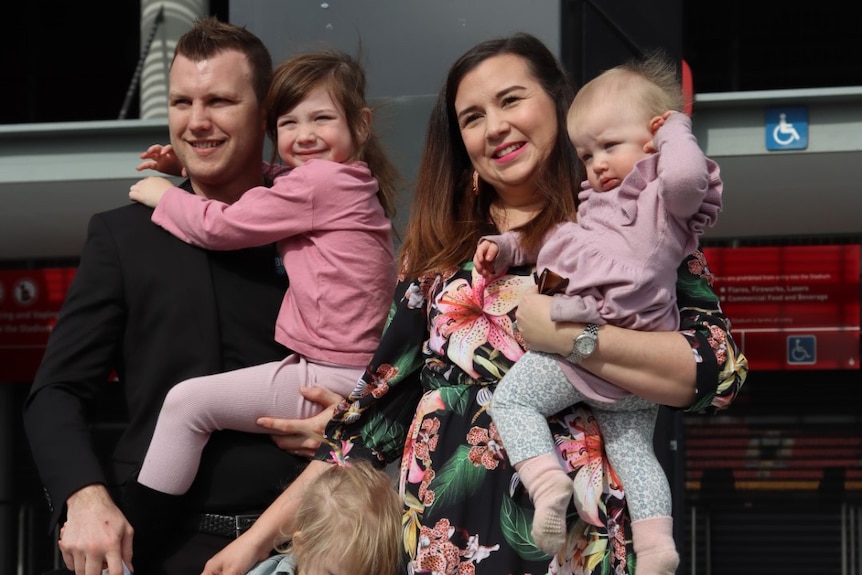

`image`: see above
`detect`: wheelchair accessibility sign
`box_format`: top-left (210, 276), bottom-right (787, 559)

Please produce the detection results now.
top-left (766, 107), bottom-right (808, 151)
top-left (787, 335), bottom-right (816, 365)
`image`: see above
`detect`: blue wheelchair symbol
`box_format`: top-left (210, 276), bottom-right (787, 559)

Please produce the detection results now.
top-left (766, 107), bottom-right (808, 151)
top-left (773, 114), bottom-right (800, 146)
top-left (787, 335), bottom-right (816, 365)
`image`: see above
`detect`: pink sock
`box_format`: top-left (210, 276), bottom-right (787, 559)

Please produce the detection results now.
top-left (516, 453), bottom-right (573, 556)
top-left (632, 516), bottom-right (679, 575)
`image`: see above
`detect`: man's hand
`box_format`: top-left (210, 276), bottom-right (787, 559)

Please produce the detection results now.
top-left (256, 387), bottom-right (345, 458)
top-left (137, 144), bottom-right (186, 177)
top-left (129, 176), bottom-right (174, 208)
top-left (59, 484), bottom-right (134, 575)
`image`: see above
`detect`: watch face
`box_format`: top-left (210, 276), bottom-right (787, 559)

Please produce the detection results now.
top-left (576, 337), bottom-right (596, 356)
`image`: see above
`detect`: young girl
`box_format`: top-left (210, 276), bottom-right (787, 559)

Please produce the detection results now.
top-left (126, 51), bottom-right (399, 524)
top-left (244, 459), bottom-right (403, 575)
top-left (474, 53), bottom-right (723, 574)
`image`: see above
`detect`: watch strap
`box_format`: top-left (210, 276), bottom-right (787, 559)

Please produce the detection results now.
top-left (566, 322), bottom-right (599, 364)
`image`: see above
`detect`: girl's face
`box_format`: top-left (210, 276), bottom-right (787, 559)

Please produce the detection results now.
top-left (275, 84), bottom-right (356, 168)
top-left (454, 54), bottom-right (558, 200)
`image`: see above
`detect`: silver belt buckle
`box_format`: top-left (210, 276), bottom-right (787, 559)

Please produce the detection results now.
top-left (235, 513), bottom-right (259, 538)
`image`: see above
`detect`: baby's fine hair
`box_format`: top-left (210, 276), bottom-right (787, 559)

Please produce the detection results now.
top-left (572, 50), bottom-right (683, 121)
top-left (284, 459), bottom-right (403, 575)
top-left (264, 50), bottom-right (400, 218)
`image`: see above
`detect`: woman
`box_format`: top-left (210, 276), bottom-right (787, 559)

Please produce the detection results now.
top-left (203, 33), bottom-right (747, 575)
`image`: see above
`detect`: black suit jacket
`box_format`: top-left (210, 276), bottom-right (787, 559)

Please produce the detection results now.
top-left (23, 197), bottom-right (302, 529)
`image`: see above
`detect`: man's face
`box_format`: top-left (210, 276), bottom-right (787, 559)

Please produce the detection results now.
top-left (167, 50), bottom-right (266, 198)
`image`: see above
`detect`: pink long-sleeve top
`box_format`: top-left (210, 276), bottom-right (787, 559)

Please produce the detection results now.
top-left (490, 112), bottom-right (723, 331)
top-left (152, 159), bottom-right (396, 367)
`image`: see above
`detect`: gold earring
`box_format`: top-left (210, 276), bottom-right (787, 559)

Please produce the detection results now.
top-left (472, 171), bottom-right (480, 195)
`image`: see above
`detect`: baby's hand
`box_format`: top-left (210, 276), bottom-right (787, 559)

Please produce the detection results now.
top-left (645, 111), bottom-right (676, 153)
top-left (473, 240), bottom-right (500, 279)
top-left (129, 176), bottom-right (174, 208)
top-left (136, 144), bottom-right (185, 177)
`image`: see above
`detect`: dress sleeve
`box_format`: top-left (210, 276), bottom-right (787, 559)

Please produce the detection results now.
top-left (675, 250), bottom-right (749, 413)
top-left (314, 275), bottom-right (430, 465)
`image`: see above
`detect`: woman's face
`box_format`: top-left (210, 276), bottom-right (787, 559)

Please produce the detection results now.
top-left (454, 54), bottom-right (558, 200)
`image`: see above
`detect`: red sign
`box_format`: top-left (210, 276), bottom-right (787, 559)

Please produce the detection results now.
top-left (702, 245), bottom-right (860, 370)
top-left (0, 267), bottom-right (77, 382)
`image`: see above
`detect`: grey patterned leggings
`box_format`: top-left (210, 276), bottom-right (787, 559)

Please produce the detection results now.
top-left (490, 350), bottom-right (671, 521)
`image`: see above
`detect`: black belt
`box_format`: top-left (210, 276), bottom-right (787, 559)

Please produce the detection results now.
top-left (196, 513), bottom-right (260, 538)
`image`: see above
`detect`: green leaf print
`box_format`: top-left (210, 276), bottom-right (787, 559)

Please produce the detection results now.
top-left (360, 408), bottom-right (409, 459)
top-left (438, 385), bottom-right (470, 416)
top-left (499, 493), bottom-right (548, 561)
top-left (425, 444), bottom-right (486, 517)
top-left (676, 273), bottom-right (720, 304)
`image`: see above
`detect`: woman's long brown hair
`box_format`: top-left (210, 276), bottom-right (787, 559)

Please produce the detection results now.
top-left (399, 33), bottom-right (581, 278)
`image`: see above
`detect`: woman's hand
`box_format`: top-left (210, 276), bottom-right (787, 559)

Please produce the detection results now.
top-left (256, 387), bottom-right (344, 458)
top-left (515, 288), bottom-right (574, 355)
top-left (516, 286), bottom-right (697, 407)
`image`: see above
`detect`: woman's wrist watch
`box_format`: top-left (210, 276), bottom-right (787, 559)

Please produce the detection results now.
top-left (566, 323), bottom-right (599, 364)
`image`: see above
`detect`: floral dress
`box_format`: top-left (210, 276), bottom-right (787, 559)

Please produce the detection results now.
top-left (316, 250), bottom-right (748, 575)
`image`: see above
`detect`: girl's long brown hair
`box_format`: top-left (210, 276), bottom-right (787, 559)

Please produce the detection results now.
top-left (263, 50), bottom-right (401, 218)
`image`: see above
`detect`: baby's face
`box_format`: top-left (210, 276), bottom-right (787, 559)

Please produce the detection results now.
top-left (568, 100), bottom-right (653, 192)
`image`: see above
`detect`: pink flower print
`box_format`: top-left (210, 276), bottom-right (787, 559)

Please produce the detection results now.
top-left (416, 519), bottom-right (460, 575)
top-left (432, 272), bottom-right (531, 377)
top-left (707, 324), bottom-right (728, 364)
top-left (557, 412), bottom-right (606, 526)
top-left (688, 251), bottom-right (715, 285)
top-left (466, 423), bottom-right (504, 471)
top-left (461, 534), bottom-right (499, 565)
top-left (349, 363), bottom-right (395, 400)
top-left (325, 439), bottom-right (353, 466)
top-left (607, 505), bottom-right (629, 570)
top-left (406, 393), bottom-right (446, 485)
top-left (370, 364), bottom-right (396, 397)
top-left (414, 521), bottom-right (499, 575)
top-left (418, 467), bottom-right (437, 506)
top-left (415, 417), bottom-right (440, 463)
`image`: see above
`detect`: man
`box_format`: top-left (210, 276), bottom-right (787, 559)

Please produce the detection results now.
top-left (23, 17), bottom-right (339, 575)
